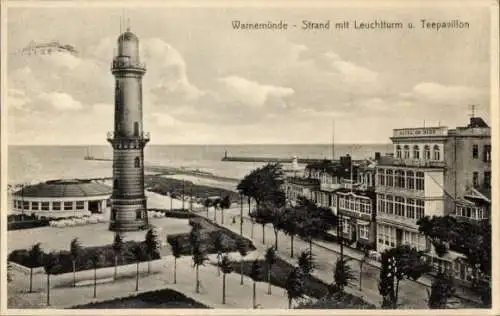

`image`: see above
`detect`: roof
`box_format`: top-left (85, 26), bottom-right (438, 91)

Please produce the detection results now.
top-left (118, 30), bottom-right (138, 42)
top-left (332, 187), bottom-right (377, 199)
top-left (12, 179), bottom-right (112, 198)
top-left (286, 177), bottom-right (320, 186)
top-left (468, 117), bottom-right (489, 128)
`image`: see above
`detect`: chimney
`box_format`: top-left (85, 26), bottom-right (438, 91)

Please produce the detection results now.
top-left (374, 152), bottom-right (381, 161)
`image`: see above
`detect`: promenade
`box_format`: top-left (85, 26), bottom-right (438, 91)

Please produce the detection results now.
top-left (201, 205), bottom-right (482, 309)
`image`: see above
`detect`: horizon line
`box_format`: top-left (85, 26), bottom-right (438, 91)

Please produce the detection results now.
top-left (8, 142), bottom-right (393, 146)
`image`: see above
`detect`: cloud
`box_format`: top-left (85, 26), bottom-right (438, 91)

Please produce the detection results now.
top-left (7, 89), bottom-right (30, 110)
top-left (402, 82), bottom-right (486, 105)
top-left (37, 92), bottom-right (82, 110)
top-left (218, 76), bottom-right (294, 108)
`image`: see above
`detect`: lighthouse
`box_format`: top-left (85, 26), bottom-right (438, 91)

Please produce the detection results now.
top-left (107, 27), bottom-right (150, 232)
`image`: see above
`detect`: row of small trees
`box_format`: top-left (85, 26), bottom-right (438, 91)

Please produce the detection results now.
top-left (17, 228), bottom-right (162, 306)
top-left (202, 195), bottom-right (231, 224)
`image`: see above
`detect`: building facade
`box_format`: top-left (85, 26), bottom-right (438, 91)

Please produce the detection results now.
top-left (375, 116), bottom-right (491, 284)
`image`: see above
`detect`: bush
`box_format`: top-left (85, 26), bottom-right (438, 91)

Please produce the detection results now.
top-left (8, 219), bottom-right (50, 231)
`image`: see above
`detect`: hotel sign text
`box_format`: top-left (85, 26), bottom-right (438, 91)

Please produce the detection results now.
top-left (393, 127), bottom-right (448, 137)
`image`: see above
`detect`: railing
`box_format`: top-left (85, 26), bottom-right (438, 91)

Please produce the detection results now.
top-left (381, 158), bottom-right (446, 168)
top-left (377, 211), bottom-right (419, 229)
top-left (111, 57), bottom-right (146, 71)
top-left (107, 131), bottom-right (150, 141)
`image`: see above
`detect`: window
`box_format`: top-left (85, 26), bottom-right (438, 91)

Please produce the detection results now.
top-left (33, 202), bottom-right (40, 210)
top-left (134, 122), bottom-right (139, 137)
top-left (378, 169), bottom-right (385, 186)
top-left (134, 157), bottom-right (141, 168)
top-left (359, 225), bottom-right (369, 239)
top-left (13, 200), bottom-right (18, 209)
top-left (136, 210), bottom-right (142, 219)
top-left (416, 172), bottom-right (425, 190)
top-left (396, 145), bottom-right (402, 159)
top-left (473, 172), bottom-right (479, 188)
top-left (413, 145), bottom-right (420, 159)
top-left (386, 195), bottom-right (394, 215)
top-left (416, 200), bottom-right (425, 219)
top-left (395, 170), bottom-right (405, 188)
top-left (342, 218), bottom-right (350, 234)
top-left (113, 179), bottom-right (118, 189)
top-left (111, 210), bottom-right (116, 221)
top-left (406, 171), bottom-right (415, 190)
top-left (64, 201), bottom-right (73, 210)
top-left (76, 201), bottom-right (85, 210)
top-left (483, 145), bottom-right (491, 162)
top-left (433, 145), bottom-right (440, 160)
top-left (378, 194), bottom-right (386, 213)
top-left (53, 202), bottom-right (61, 210)
top-left (23, 201), bottom-right (30, 210)
top-left (424, 145), bottom-right (431, 160)
top-left (406, 198), bottom-right (415, 219)
top-left (472, 144), bottom-right (479, 159)
top-left (403, 145), bottom-right (410, 159)
top-left (386, 169), bottom-right (394, 187)
top-left (41, 202), bottom-right (50, 211)
top-left (395, 197), bottom-right (405, 217)
top-left (484, 171), bottom-right (491, 188)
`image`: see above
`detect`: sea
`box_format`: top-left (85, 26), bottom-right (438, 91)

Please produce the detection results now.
top-left (7, 144), bottom-right (392, 185)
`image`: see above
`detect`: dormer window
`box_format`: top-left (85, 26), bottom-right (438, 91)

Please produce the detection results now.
top-left (396, 145), bottom-right (402, 159)
top-left (403, 145), bottom-right (410, 159)
top-left (433, 145), bottom-right (440, 160)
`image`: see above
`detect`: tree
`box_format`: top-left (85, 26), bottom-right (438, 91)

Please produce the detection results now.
top-left (250, 260), bottom-right (263, 309)
top-left (427, 271), bottom-right (455, 309)
top-left (237, 163), bottom-right (286, 208)
top-left (170, 236), bottom-right (182, 284)
top-left (282, 208), bottom-right (301, 258)
top-left (334, 257), bottom-right (356, 292)
top-left (286, 267), bottom-right (305, 309)
top-left (132, 244), bottom-right (147, 291)
top-left (28, 243), bottom-right (44, 293)
top-left (270, 206), bottom-right (286, 250)
top-left (42, 252), bottom-right (59, 306)
top-left (378, 245), bottom-right (431, 309)
top-left (88, 249), bottom-right (104, 298)
top-left (7, 262), bottom-right (13, 283)
top-left (212, 197), bottom-right (221, 223)
top-left (264, 247), bottom-right (277, 295)
top-left (112, 233), bottom-right (124, 281)
top-left (220, 195), bottom-right (231, 225)
top-left (219, 254), bottom-right (234, 304)
top-left (189, 224), bottom-right (202, 252)
top-left (297, 250), bottom-right (316, 276)
top-left (192, 244), bottom-right (208, 294)
top-left (236, 238), bottom-right (249, 285)
top-left (249, 203), bottom-right (273, 245)
top-left (358, 249), bottom-right (369, 291)
top-left (203, 198), bottom-right (212, 217)
top-left (145, 227), bottom-right (162, 274)
top-left (214, 231), bottom-right (228, 276)
top-left (70, 238), bottom-right (82, 287)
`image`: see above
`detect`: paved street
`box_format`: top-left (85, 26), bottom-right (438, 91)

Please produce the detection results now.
top-left (201, 205), bottom-right (480, 309)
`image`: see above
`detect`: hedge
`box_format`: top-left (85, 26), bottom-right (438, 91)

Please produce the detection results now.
top-left (167, 218), bottom-right (255, 256)
top-left (8, 219), bottom-right (50, 231)
top-left (8, 240), bottom-right (160, 275)
top-left (71, 288), bottom-right (210, 309)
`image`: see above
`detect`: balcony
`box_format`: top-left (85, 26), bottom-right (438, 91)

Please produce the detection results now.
top-left (338, 208), bottom-right (372, 222)
top-left (375, 185), bottom-right (425, 198)
top-left (380, 158), bottom-right (446, 169)
top-left (111, 57), bottom-right (146, 73)
top-left (377, 211), bottom-right (419, 230)
top-left (107, 131), bottom-right (150, 141)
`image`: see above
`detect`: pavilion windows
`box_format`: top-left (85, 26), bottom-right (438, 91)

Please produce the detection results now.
top-left (41, 202), bottom-right (50, 211)
top-left (53, 202), bottom-right (61, 210)
top-left (416, 172), bottom-right (425, 191)
top-left (64, 201), bottom-right (73, 210)
top-left (386, 169), bottom-right (394, 187)
top-left (76, 201), bottom-right (85, 210)
top-left (378, 169), bottom-right (385, 186)
top-left (406, 171), bottom-right (415, 190)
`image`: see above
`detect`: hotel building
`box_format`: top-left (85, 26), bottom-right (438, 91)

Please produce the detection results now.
top-left (375, 116), bottom-right (491, 283)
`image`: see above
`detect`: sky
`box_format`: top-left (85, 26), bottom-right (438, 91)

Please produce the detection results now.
top-left (6, 4), bottom-right (492, 145)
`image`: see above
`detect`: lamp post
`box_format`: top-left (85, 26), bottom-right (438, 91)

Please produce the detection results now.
top-left (182, 180), bottom-right (185, 211)
top-left (240, 193), bottom-right (243, 236)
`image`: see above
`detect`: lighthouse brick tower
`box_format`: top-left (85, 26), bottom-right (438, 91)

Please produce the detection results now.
top-left (107, 27), bottom-right (150, 232)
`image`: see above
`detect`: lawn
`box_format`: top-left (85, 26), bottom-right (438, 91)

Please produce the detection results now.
top-left (70, 288), bottom-right (210, 309)
top-left (229, 257), bottom-right (376, 309)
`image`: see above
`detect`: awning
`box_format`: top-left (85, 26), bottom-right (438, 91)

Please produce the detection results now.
top-left (356, 219), bottom-right (371, 226)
